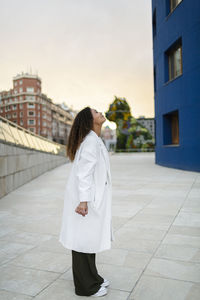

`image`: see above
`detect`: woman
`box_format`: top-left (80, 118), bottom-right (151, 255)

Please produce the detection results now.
top-left (59, 106), bottom-right (114, 297)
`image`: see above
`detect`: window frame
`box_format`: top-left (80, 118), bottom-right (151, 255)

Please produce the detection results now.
top-left (164, 37), bottom-right (183, 84)
top-left (170, 0), bottom-right (182, 13)
top-left (163, 110), bottom-right (180, 146)
top-left (28, 119), bottom-right (35, 125)
top-left (28, 111), bottom-right (35, 116)
top-left (168, 45), bottom-right (183, 81)
top-left (166, 0), bottom-right (183, 18)
top-left (26, 87), bottom-right (34, 93)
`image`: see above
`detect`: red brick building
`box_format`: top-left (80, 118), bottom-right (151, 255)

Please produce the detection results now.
top-left (0, 73), bottom-right (74, 144)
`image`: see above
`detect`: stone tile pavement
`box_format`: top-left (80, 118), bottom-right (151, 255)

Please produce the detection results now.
top-left (0, 153), bottom-right (199, 299)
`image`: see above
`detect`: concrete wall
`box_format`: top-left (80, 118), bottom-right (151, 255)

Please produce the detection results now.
top-left (0, 142), bottom-right (69, 198)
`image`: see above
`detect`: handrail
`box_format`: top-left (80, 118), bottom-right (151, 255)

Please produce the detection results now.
top-left (0, 116), bottom-right (67, 156)
top-left (115, 148), bottom-right (155, 152)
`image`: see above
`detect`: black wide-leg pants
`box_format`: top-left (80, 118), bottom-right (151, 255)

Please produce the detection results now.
top-left (71, 250), bottom-right (104, 296)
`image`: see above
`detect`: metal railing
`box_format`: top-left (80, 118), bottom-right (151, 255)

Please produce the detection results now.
top-left (115, 148), bottom-right (155, 153)
top-left (0, 116), bottom-right (66, 156)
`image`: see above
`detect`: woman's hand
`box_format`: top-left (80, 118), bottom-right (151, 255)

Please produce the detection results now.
top-left (75, 202), bottom-right (88, 217)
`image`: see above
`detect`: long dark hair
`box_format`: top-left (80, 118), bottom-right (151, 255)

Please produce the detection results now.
top-left (66, 106), bottom-right (93, 161)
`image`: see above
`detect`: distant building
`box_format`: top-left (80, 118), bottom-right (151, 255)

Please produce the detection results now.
top-left (136, 116), bottom-right (155, 139)
top-left (0, 73), bottom-right (74, 144)
top-left (101, 126), bottom-right (116, 151)
top-left (151, 0), bottom-right (200, 171)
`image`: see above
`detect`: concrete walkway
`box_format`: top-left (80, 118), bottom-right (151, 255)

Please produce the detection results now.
top-left (0, 153), bottom-right (200, 300)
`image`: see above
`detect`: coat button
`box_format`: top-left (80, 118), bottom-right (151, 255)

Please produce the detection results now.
top-left (105, 181), bottom-right (107, 185)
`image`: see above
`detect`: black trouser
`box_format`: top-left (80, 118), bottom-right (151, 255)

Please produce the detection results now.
top-left (71, 250), bottom-right (104, 296)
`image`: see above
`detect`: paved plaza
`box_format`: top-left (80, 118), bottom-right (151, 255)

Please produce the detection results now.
top-left (0, 152), bottom-right (200, 300)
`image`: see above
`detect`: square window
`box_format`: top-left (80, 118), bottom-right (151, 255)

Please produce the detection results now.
top-left (28, 102), bottom-right (35, 108)
top-left (26, 87), bottom-right (34, 93)
top-left (163, 110), bottom-right (179, 145)
top-left (28, 119), bottom-right (35, 125)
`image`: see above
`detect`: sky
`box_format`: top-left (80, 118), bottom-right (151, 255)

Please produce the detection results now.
top-left (0, 0), bottom-right (154, 129)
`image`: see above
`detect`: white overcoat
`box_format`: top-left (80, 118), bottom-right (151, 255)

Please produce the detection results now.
top-left (59, 129), bottom-right (115, 253)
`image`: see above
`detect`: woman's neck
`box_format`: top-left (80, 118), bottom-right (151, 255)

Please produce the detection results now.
top-left (92, 125), bottom-right (102, 137)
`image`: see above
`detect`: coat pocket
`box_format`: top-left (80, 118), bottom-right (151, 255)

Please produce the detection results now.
top-left (89, 184), bottom-right (102, 214)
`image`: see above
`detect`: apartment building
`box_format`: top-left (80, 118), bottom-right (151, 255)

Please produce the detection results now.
top-left (0, 73), bottom-right (74, 144)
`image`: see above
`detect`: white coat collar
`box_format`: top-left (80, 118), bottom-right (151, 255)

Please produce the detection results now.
top-left (89, 129), bottom-right (101, 141)
top-left (88, 129), bottom-right (107, 149)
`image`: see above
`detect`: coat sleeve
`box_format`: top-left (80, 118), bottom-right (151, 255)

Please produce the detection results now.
top-left (76, 137), bottom-right (98, 203)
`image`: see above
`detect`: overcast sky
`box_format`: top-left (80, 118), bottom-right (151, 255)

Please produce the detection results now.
top-left (0, 0), bottom-right (154, 128)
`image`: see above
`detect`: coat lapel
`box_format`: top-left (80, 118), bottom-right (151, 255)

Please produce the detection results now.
top-left (89, 130), bottom-right (111, 182)
top-left (99, 139), bottom-right (111, 182)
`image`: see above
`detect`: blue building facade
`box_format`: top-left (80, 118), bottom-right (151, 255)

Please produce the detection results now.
top-left (151, 0), bottom-right (200, 172)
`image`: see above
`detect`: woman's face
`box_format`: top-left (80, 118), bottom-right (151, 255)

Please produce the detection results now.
top-left (91, 108), bottom-right (106, 126)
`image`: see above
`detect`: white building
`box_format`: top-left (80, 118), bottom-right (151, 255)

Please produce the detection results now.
top-left (136, 116), bottom-right (155, 139)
